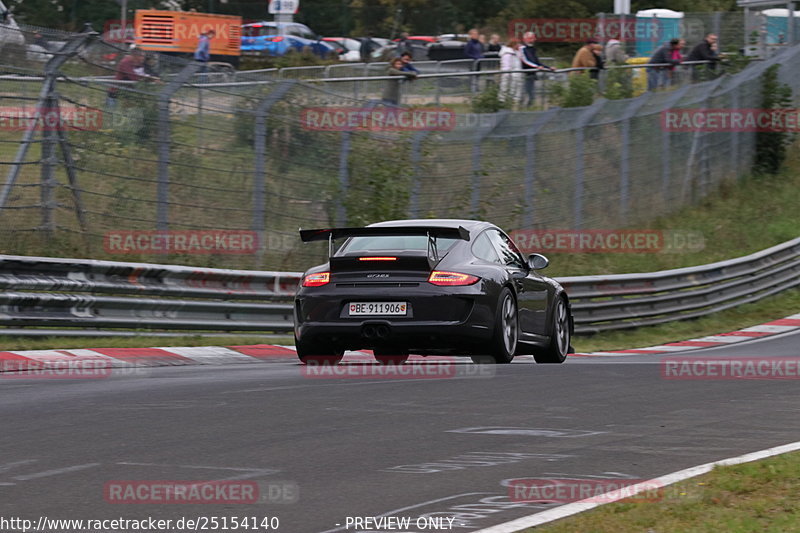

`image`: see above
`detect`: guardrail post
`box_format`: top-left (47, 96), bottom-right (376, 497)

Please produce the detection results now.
top-left (572, 99), bottom-right (607, 229)
top-left (522, 108), bottom-right (559, 228)
top-left (156, 62), bottom-right (201, 231)
top-left (252, 81), bottom-right (297, 266)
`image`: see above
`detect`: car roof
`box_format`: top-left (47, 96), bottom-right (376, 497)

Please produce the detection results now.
top-left (367, 219), bottom-right (495, 233)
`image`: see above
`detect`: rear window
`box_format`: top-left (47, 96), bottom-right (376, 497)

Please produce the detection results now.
top-left (339, 235), bottom-right (458, 253)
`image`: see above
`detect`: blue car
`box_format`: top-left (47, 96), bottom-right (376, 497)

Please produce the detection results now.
top-left (241, 21), bottom-right (335, 58)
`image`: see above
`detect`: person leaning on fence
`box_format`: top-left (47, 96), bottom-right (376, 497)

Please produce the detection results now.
top-left (399, 52), bottom-right (419, 74)
top-left (105, 49), bottom-right (147, 109)
top-left (382, 57), bottom-right (417, 106)
top-left (687, 33), bottom-right (720, 81)
top-left (647, 38), bottom-right (684, 91)
top-left (519, 32), bottom-right (554, 108)
top-left (499, 39), bottom-right (523, 107)
top-left (604, 39), bottom-right (628, 65)
top-left (571, 39), bottom-right (597, 75)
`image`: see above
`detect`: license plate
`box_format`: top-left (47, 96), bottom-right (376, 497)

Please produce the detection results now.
top-left (348, 302), bottom-right (407, 316)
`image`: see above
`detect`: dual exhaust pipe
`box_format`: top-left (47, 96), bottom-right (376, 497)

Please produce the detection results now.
top-left (362, 324), bottom-right (390, 339)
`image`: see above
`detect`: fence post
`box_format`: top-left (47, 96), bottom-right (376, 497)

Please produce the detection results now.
top-left (252, 81), bottom-right (297, 265)
top-left (336, 131), bottom-right (351, 226)
top-left (572, 98), bottom-right (607, 229)
top-left (156, 62), bottom-right (201, 231)
top-left (522, 108), bottom-right (559, 228)
top-left (470, 111), bottom-right (509, 217)
top-left (408, 131), bottom-right (430, 218)
top-left (0, 27), bottom-right (95, 217)
top-left (682, 77), bottom-right (726, 204)
top-left (618, 92), bottom-right (652, 224)
top-left (659, 85), bottom-right (692, 204)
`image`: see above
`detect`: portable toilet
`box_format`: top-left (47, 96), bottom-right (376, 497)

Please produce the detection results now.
top-left (635, 8), bottom-right (683, 58)
top-left (758, 8), bottom-right (800, 44)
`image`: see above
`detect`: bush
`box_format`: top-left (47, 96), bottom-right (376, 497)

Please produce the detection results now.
top-left (753, 65), bottom-right (795, 176)
top-left (471, 84), bottom-right (512, 113)
top-left (550, 74), bottom-right (597, 108)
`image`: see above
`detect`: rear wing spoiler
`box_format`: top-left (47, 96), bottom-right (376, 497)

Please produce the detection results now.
top-left (299, 226), bottom-right (471, 243)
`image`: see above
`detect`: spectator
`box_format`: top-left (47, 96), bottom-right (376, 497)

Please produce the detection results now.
top-left (465, 28), bottom-right (483, 61)
top-left (360, 33), bottom-right (379, 63)
top-left (382, 57), bottom-right (417, 106)
top-left (395, 32), bottom-right (414, 57)
top-left (604, 39), bottom-right (628, 65)
top-left (499, 39), bottom-right (523, 107)
top-left (106, 49), bottom-right (152, 108)
top-left (571, 39), bottom-right (598, 76)
top-left (194, 29), bottom-right (214, 63)
top-left (399, 51), bottom-right (419, 74)
top-left (33, 32), bottom-right (49, 51)
top-left (519, 31), bottom-right (554, 107)
top-left (687, 33), bottom-right (720, 80)
top-left (647, 38), bottom-right (684, 91)
top-left (590, 43), bottom-right (604, 80)
top-left (486, 34), bottom-right (502, 56)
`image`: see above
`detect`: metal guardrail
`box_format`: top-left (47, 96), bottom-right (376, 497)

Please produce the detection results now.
top-left (0, 237), bottom-right (798, 336)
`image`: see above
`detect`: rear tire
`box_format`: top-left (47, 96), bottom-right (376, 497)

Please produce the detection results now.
top-left (534, 297), bottom-right (570, 364)
top-left (295, 336), bottom-right (344, 365)
top-left (473, 288), bottom-right (517, 364)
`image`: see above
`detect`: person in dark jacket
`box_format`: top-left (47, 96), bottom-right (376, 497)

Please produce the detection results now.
top-left (399, 52), bottom-right (419, 74)
top-left (464, 28), bottom-right (484, 61)
top-left (687, 33), bottom-right (720, 80)
top-left (360, 33), bottom-right (379, 63)
top-left (647, 38), bottom-right (684, 91)
top-left (519, 31), bottom-right (554, 107)
top-left (395, 32), bottom-right (414, 57)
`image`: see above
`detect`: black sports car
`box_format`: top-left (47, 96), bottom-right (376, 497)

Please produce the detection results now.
top-left (294, 219), bottom-right (573, 365)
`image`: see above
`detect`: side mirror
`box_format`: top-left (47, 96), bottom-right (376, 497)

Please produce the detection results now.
top-left (527, 253), bottom-right (549, 270)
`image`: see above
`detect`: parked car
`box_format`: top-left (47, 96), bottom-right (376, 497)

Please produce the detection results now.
top-left (241, 21), bottom-right (334, 58)
top-left (322, 37), bottom-right (362, 62)
top-left (294, 219), bottom-right (573, 365)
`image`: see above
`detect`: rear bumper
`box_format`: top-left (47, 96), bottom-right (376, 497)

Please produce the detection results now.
top-left (294, 284), bottom-right (496, 353)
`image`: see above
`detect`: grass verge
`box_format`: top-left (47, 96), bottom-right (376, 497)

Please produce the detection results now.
top-left (530, 451), bottom-right (800, 533)
top-left (573, 287), bottom-right (800, 353)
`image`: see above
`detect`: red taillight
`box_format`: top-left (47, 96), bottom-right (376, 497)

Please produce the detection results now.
top-left (271, 36), bottom-right (284, 42)
top-left (428, 271), bottom-right (480, 286)
top-left (358, 256), bottom-right (397, 261)
top-left (302, 272), bottom-right (330, 287)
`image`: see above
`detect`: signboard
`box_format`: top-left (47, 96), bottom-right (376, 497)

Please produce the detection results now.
top-left (268, 0), bottom-right (299, 15)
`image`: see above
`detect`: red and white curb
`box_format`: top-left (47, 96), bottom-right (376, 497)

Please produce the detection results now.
top-left (570, 312), bottom-right (800, 357)
top-left (0, 312), bottom-right (798, 374)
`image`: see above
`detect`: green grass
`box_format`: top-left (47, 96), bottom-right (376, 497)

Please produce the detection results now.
top-left (531, 451), bottom-right (800, 533)
top-left (574, 287), bottom-right (800, 353)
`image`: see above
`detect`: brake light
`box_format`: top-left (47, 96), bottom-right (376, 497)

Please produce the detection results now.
top-left (428, 271), bottom-right (480, 286)
top-left (302, 272), bottom-right (330, 287)
top-left (358, 256), bottom-right (397, 261)
top-left (271, 36), bottom-right (284, 42)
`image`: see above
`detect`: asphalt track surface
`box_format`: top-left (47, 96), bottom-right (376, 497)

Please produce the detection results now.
top-left (1, 330), bottom-right (799, 533)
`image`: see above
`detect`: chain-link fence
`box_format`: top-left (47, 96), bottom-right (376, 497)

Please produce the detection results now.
top-left (0, 21), bottom-right (798, 272)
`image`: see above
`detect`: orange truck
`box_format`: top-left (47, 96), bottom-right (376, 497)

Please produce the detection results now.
top-left (134, 10), bottom-right (242, 66)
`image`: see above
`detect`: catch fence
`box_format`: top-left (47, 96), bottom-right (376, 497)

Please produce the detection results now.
top-left (0, 22), bottom-right (798, 272)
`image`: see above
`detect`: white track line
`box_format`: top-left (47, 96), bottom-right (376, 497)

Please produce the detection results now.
top-left (473, 440), bottom-right (800, 533)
